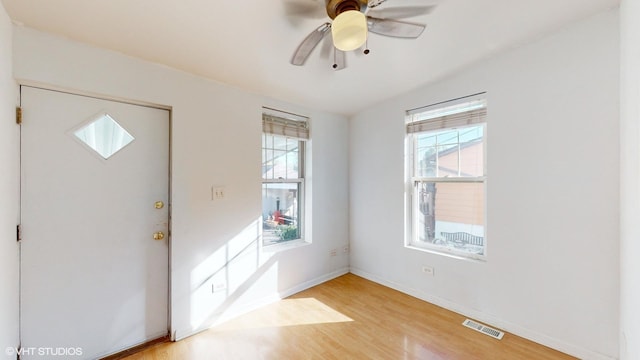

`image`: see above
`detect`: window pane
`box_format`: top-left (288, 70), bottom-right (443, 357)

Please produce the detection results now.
top-left (437, 145), bottom-right (459, 177)
top-left (262, 148), bottom-right (270, 180)
top-left (262, 134), bottom-right (270, 180)
top-left (286, 141), bottom-right (300, 178)
top-left (272, 150), bottom-right (287, 178)
top-left (262, 134), bottom-right (303, 180)
top-left (415, 181), bottom-right (484, 255)
top-left (414, 125), bottom-right (484, 178)
top-left (415, 146), bottom-right (437, 177)
top-left (273, 136), bottom-right (288, 150)
top-left (436, 129), bottom-right (459, 146)
top-left (73, 114), bottom-right (134, 160)
top-left (262, 146), bottom-right (275, 180)
top-left (287, 138), bottom-right (299, 151)
top-left (262, 183), bottom-right (301, 245)
top-left (417, 133), bottom-right (437, 147)
top-left (459, 126), bottom-right (484, 177)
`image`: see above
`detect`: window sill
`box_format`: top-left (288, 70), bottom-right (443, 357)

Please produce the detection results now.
top-left (405, 243), bottom-right (486, 263)
top-left (261, 238), bottom-right (311, 253)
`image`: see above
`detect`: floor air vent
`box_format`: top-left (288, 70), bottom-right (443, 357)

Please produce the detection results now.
top-left (462, 319), bottom-right (505, 340)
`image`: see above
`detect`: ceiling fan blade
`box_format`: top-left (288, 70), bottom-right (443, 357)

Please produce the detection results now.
top-left (291, 23), bottom-right (332, 66)
top-left (367, 5), bottom-right (436, 19)
top-left (368, 0), bottom-right (389, 9)
top-left (332, 48), bottom-right (346, 71)
top-left (367, 17), bottom-right (426, 38)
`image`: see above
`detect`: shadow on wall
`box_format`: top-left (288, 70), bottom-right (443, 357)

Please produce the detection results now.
top-left (189, 218), bottom-right (283, 331)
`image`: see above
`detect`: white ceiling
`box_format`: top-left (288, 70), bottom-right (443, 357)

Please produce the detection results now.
top-left (2, 0), bottom-right (619, 116)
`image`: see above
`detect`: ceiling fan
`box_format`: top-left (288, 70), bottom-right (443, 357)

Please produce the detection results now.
top-left (289, 0), bottom-right (433, 70)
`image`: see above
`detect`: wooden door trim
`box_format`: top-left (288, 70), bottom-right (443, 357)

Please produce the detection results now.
top-left (100, 335), bottom-right (171, 360)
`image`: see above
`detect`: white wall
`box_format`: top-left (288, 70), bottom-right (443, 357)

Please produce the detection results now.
top-left (0, 2), bottom-right (19, 358)
top-left (12, 26), bottom-right (350, 340)
top-left (620, 0), bottom-right (640, 359)
top-left (350, 9), bottom-right (619, 360)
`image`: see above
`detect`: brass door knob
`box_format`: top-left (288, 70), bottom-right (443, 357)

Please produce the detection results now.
top-left (153, 232), bottom-right (165, 241)
top-left (155, 201), bottom-right (165, 209)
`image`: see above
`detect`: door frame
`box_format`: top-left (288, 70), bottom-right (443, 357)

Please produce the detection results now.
top-left (17, 81), bottom-right (174, 351)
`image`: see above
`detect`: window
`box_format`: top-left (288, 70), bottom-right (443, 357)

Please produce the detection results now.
top-left (262, 109), bottom-right (309, 246)
top-left (73, 113), bottom-right (134, 160)
top-left (406, 97), bottom-right (487, 259)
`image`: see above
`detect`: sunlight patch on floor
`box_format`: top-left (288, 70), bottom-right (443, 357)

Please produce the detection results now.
top-left (211, 298), bottom-right (354, 331)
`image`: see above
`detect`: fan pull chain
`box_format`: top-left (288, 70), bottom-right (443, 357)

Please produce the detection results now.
top-left (332, 47), bottom-right (339, 69)
top-left (364, 39), bottom-right (370, 55)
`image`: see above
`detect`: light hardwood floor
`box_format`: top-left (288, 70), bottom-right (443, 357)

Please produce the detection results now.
top-left (124, 273), bottom-right (576, 359)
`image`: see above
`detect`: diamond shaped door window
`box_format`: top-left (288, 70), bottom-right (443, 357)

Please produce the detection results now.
top-left (73, 114), bottom-right (134, 159)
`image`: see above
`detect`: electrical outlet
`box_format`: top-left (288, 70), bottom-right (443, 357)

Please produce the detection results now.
top-left (212, 186), bottom-right (225, 200)
top-left (422, 266), bottom-right (435, 276)
top-left (342, 245), bottom-right (349, 253)
top-left (330, 248), bottom-right (337, 257)
top-left (212, 282), bottom-right (227, 293)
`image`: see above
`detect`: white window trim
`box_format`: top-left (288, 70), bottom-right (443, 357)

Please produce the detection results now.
top-left (405, 96), bottom-right (488, 261)
top-left (261, 108), bottom-right (311, 250)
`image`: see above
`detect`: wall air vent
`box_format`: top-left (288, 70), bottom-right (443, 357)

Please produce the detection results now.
top-left (462, 319), bottom-right (505, 340)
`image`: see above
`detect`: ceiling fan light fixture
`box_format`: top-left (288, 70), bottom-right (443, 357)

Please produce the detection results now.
top-left (331, 10), bottom-right (368, 52)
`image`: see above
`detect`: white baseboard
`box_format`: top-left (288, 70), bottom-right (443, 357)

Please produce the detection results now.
top-left (276, 267), bottom-right (351, 300)
top-left (175, 267), bottom-right (350, 341)
top-left (349, 267), bottom-right (616, 360)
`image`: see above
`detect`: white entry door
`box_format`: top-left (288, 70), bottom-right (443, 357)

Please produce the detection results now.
top-left (20, 86), bottom-right (169, 359)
